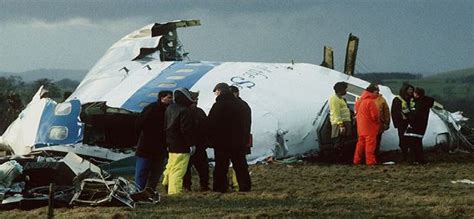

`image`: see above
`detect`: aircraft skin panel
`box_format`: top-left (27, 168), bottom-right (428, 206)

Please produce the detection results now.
top-left (120, 61), bottom-right (220, 112)
top-left (69, 61), bottom-right (144, 104)
top-left (189, 62), bottom-right (452, 162)
top-left (32, 144), bottom-right (133, 161)
top-left (0, 88), bottom-right (50, 155)
top-left (101, 61), bottom-right (173, 109)
top-left (190, 62), bottom-right (355, 160)
top-left (35, 100), bottom-right (83, 148)
top-left (77, 23), bottom-right (160, 89)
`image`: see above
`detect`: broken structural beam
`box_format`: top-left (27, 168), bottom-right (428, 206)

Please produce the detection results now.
top-left (343, 33), bottom-right (359, 76)
top-left (320, 46), bottom-right (334, 69)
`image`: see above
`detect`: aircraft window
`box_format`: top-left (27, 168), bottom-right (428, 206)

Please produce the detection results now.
top-left (147, 93), bottom-right (158, 97)
top-left (166, 75), bottom-right (186, 80)
top-left (185, 63), bottom-right (203, 66)
top-left (176, 69), bottom-right (194, 73)
top-left (344, 94), bottom-right (357, 103)
top-left (55, 102), bottom-right (72, 116)
top-left (157, 82), bottom-right (177, 88)
top-left (49, 126), bottom-right (68, 140)
top-left (139, 102), bottom-right (151, 108)
top-left (347, 84), bottom-right (365, 96)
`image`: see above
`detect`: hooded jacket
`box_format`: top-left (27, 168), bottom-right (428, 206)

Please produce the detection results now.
top-left (164, 88), bottom-right (195, 153)
top-left (406, 96), bottom-right (434, 137)
top-left (355, 90), bottom-right (380, 136)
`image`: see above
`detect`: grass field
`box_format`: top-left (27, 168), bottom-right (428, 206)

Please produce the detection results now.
top-left (1, 151), bottom-right (474, 218)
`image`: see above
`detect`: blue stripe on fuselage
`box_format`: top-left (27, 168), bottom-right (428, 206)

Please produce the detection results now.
top-left (121, 61), bottom-right (220, 112)
top-left (35, 99), bottom-right (83, 147)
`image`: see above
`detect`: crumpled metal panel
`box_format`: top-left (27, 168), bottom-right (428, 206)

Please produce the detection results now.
top-left (70, 176), bottom-right (142, 208)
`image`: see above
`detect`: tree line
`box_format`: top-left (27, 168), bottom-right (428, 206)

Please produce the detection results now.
top-left (356, 72), bottom-right (423, 83)
top-left (0, 76), bottom-right (79, 134)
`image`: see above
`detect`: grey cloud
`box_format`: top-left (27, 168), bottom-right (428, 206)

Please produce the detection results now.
top-left (0, 0), bottom-right (472, 73)
top-left (0, 0), bottom-right (318, 22)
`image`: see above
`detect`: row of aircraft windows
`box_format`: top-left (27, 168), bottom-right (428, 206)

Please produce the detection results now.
top-left (139, 65), bottom-right (198, 108)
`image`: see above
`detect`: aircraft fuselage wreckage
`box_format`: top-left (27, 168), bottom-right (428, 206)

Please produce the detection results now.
top-left (0, 20), bottom-right (471, 165)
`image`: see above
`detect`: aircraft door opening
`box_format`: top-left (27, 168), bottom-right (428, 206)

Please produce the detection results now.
top-left (317, 101), bottom-right (358, 163)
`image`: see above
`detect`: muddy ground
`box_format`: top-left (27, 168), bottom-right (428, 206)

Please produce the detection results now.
top-left (1, 151), bottom-right (473, 218)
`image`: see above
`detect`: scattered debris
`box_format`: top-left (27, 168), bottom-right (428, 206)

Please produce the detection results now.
top-left (0, 152), bottom-right (158, 210)
top-left (0, 160), bottom-right (23, 189)
top-left (450, 179), bottom-right (474, 185)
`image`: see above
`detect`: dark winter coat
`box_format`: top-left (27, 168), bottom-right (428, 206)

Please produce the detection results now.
top-left (208, 92), bottom-right (247, 150)
top-left (135, 102), bottom-right (168, 158)
top-left (237, 97), bottom-right (252, 144)
top-left (391, 83), bottom-right (414, 129)
top-left (391, 97), bottom-right (408, 129)
top-left (190, 106), bottom-right (209, 148)
top-left (406, 96), bottom-right (434, 136)
top-left (164, 103), bottom-right (194, 153)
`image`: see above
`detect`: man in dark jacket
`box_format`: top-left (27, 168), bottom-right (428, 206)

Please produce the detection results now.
top-left (391, 83), bottom-right (414, 161)
top-left (209, 83), bottom-right (251, 192)
top-left (134, 90), bottom-right (172, 191)
top-left (405, 87), bottom-right (434, 164)
top-left (183, 91), bottom-right (210, 191)
top-left (230, 85), bottom-right (252, 155)
top-left (162, 88), bottom-right (196, 195)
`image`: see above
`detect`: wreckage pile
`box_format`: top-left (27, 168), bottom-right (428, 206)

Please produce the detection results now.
top-left (0, 152), bottom-right (158, 210)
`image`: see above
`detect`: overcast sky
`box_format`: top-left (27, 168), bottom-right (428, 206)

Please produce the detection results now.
top-left (0, 0), bottom-right (472, 74)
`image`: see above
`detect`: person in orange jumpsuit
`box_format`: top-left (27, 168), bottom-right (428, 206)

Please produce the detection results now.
top-left (353, 85), bottom-right (380, 165)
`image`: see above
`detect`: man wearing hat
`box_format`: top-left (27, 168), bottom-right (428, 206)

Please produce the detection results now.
top-left (208, 83), bottom-right (251, 192)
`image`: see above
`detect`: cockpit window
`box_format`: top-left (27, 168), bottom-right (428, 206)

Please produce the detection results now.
top-left (49, 126), bottom-right (68, 140)
top-left (55, 102), bottom-right (72, 116)
top-left (346, 84), bottom-right (365, 96)
top-left (344, 83), bottom-right (365, 104)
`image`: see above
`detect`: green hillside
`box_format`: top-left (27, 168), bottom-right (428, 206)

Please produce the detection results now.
top-left (425, 67), bottom-right (474, 80)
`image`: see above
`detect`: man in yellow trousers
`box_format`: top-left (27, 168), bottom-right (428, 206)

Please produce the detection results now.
top-left (162, 88), bottom-right (196, 195)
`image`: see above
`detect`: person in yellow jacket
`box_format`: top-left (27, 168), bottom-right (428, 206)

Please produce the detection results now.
top-left (329, 82), bottom-right (352, 162)
top-left (368, 84), bottom-right (391, 157)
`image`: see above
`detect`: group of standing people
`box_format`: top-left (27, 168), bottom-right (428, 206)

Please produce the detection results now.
top-left (134, 82), bottom-right (252, 195)
top-left (329, 81), bottom-right (434, 165)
